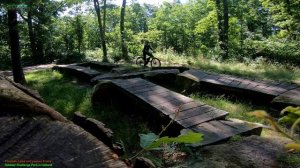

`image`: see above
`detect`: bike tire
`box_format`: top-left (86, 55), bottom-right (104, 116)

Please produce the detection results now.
top-left (135, 57), bottom-right (144, 66)
top-left (150, 57), bottom-right (161, 67)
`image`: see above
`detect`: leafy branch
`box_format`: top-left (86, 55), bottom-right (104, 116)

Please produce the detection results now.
top-left (250, 106), bottom-right (300, 152)
top-left (129, 105), bottom-right (203, 160)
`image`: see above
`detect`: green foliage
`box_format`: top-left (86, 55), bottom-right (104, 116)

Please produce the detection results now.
top-left (191, 92), bottom-right (267, 124)
top-left (278, 153), bottom-right (300, 167)
top-left (57, 51), bottom-right (86, 64)
top-left (260, 0), bottom-right (300, 39)
top-left (250, 108), bottom-right (300, 152)
top-left (25, 70), bottom-right (151, 157)
top-left (244, 40), bottom-right (300, 65)
top-left (1, 0), bottom-right (300, 70)
top-left (279, 106), bottom-right (300, 125)
top-left (140, 131), bottom-right (203, 150)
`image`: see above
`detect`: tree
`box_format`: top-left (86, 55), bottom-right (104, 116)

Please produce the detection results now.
top-left (93, 0), bottom-right (108, 62)
top-left (19, 0), bottom-right (39, 64)
top-left (8, 9), bottom-right (26, 84)
top-left (215, 0), bottom-right (229, 59)
top-left (260, 0), bottom-right (300, 39)
top-left (120, 0), bottom-right (129, 61)
top-left (74, 15), bottom-right (84, 53)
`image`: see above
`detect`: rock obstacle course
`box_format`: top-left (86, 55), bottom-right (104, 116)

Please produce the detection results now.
top-left (92, 78), bottom-right (262, 146)
top-left (177, 69), bottom-right (300, 110)
top-left (0, 75), bottom-right (127, 168)
top-left (53, 61), bottom-right (299, 147)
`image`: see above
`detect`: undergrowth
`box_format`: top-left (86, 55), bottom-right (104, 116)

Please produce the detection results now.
top-left (25, 70), bottom-right (150, 157)
top-left (190, 92), bottom-right (267, 124)
top-left (154, 51), bottom-right (300, 83)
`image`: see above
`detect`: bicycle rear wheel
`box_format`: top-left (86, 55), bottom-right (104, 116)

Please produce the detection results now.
top-left (150, 57), bottom-right (161, 67)
top-left (135, 57), bottom-right (144, 66)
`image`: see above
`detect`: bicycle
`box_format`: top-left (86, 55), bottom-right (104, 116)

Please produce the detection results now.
top-left (135, 56), bottom-right (161, 67)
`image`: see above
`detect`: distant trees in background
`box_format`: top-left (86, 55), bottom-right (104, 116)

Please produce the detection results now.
top-left (0, 0), bottom-right (299, 70)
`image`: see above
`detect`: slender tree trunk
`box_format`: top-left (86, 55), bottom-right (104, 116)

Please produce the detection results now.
top-left (215, 0), bottom-right (229, 60)
top-left (103, 0), bottom-right (106, 34)
top-left (75, 16), bottom-right (83, 53)
top-left (8, 9), bottom-right (26, 84)
top-left (215, 0), bottom-right (223, 48)
top-left (222, 0), bottom-right (229, 59)
top-left (285, 0), bottom-right (291, 15)
top-left (27, 6), bottom-right (39, 64)
top-left (237, 0), bottom-right (244, 50)
top-left (120, 0), bottom-right (129, 61)
top-left (93, 0), bottom-right (108, 62)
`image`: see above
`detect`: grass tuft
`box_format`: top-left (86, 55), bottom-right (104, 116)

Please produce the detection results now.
top-left (154, 51), bottom-right (300, 83)
top-left (190, 92), bottom-right (267, 124)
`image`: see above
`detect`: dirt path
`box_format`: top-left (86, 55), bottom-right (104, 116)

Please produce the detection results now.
top-left (0, 64), bottom-right (55, 76)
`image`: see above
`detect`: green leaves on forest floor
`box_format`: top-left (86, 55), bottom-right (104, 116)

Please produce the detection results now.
top-left (250, 106), bottom-right (300, 152)
top-left (139, 131), bottom-right (203, 150)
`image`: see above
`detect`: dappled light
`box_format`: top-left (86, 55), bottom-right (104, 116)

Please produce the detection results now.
top-left (1, 0), bottom-right (300, 167)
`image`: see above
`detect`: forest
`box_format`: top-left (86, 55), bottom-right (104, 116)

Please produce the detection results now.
top-left (1, 0), bottom-right (300, 71)
top-left (0, 0), bottom-right (300, 167)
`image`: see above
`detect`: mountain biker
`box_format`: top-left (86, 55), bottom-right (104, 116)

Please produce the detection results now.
top-left (142, 40), bottom-right (154, 67)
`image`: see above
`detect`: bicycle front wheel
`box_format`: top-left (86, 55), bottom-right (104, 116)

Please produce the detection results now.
top-left (135, 57), bottom-right (144, 66)
top-left (150, 57), bottom-right (161, 67)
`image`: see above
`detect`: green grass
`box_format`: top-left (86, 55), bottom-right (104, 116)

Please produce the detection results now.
top-left (278, 153), bottom-right (300, 167)
top-left (192, 58), bottom-right (300, 83)
top-left (25, 70), bottom-right (150, 157)
top-left (190, 92), bottom-right (267, 124)
top-left (26, 70), bottom-right (91, 118)
top-left (155, 51), bottom-right (300, 83)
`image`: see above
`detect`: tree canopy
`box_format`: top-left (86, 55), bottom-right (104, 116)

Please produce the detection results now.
top-left (0, 0), bottom-right (299, 72)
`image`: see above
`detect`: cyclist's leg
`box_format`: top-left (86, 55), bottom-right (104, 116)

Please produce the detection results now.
top-left (146, 52), bottom-right (154, 62)
top-left (143, 52), bottom-right (147, 66)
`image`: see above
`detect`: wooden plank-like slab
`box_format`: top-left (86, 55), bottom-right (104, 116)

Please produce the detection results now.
top-left (272, 87), bottom-right (300, 108)
top-left (53, 65), bottom-right (101, 81)
top-left (190, 119), bottom-right (262, 146)
top-left (176, 109), bottom-right (228, 128)
top-left (93, 78), bottom-right (262, 147)
top-left (177, 69), bottom-right (300, 100)
top-left (0, 116), bottom-right (127, 168)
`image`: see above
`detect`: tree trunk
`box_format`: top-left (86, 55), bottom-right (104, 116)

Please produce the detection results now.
top-left (27, 5), bottom-right (39, 64)
top-left (222, 0), bottom-right (229, 59)
top-left (75, 16), bottom-right (83, 53)
top-left (7, 9), bottom-right (26, 84)
top-left (215, 0), bottom-right (223, 49)
top-left (103, 0), bottom-right (107, 34)
top-left (120, 0), bottom-right (129, 61)
top-left (215, 0), bottom-right (229, 60)
top-left (93, 0), bottom-right (108, 62)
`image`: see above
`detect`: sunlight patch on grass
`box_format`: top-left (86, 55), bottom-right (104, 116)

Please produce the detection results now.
top-left (26, 70), bottom-right (93, 118)
top-left (154, 52), bottom-right (300, 83)
top-left (193, 58), bottom-right (300, 83)
top-left (190, 93), bottom-right (266, 123)
top-left (25, 70), bottom-right (151, 156)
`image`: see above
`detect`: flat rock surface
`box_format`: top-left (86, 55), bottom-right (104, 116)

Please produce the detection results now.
top-left (0, 77), bottom-right (126, 168)
top-left (272, 88), bottom-right (300, 107)
top-left (178, 69), bottom-right (300, 97)
top-left (177, 69), bottom-right (300, 109)
top-left (91, 69), bottom-right (180, 84)
top-left (53, 65), bottom-right (101, 81)
top-left (77, 61), bottom-right (119, 71)
top-left (93, 78), bottom-right (262, 146)
top-left (0, 116), bottom-right (127, 168)
top-left (188, 135), bottom-right (294, 168)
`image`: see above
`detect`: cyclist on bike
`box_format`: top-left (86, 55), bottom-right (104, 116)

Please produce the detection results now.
top-left (142, 40), bottom-right (154, 67)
